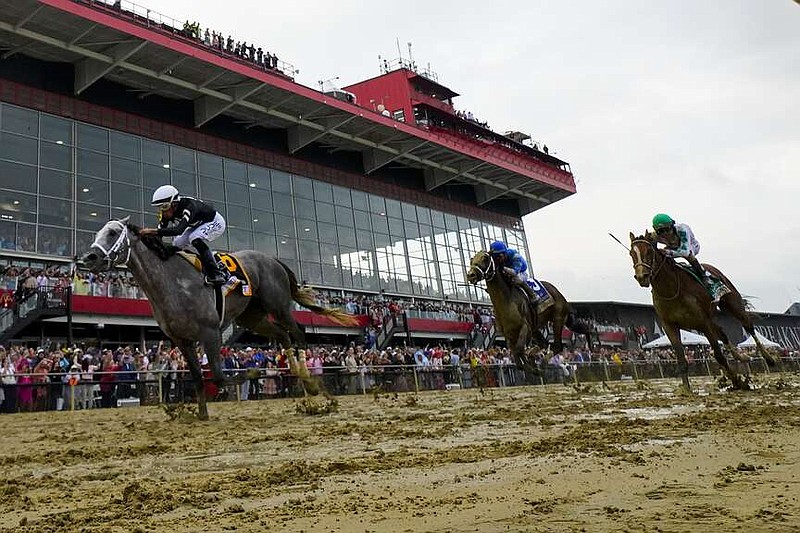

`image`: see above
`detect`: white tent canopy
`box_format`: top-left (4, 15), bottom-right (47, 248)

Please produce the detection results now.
top-left (642, 330), bottom-right (711, 349)
top-left (737, 331), bottom-right (781, 349)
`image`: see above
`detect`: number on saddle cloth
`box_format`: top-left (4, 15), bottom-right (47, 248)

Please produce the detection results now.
top-left (525, 278), bottom-right (550, 301)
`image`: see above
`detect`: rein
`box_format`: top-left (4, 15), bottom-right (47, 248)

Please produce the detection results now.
top-left (631, 239), bottom-right (680, 301)
top-left (91, 220), bottom-right (132, 268)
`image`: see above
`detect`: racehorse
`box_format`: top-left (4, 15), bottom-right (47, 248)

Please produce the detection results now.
top-left (628, 231), bottom-right (777, 392)
top-left (466, 250), bottom-right (592, 374)
top-left (79, 218), bottom-right (358, 419)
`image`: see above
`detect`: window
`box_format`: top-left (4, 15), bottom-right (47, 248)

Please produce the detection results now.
top-left (315, 202), bottom-right (335, 224)
top-left (335, 208), bottom-right (353, 227)
top-left (39, 169), bottom-right (72, 199)
top-left (170, 146), bottom-right (195, 172)
top-left (249, 188), bottom-right (273, 212)
top-left (351, 190), bottom-right (368, 211)
top-left (271, 170), bottom-right (291, 194)
top-left (332, 185), bottom-right (351, 207)
top-left (225, 205), bottom-right (252, 230)
top-left (38, 226), bottom-right (72, 256)
top-left (275, 214), bottom-right (296, 238)
top-left (225, 181), bottom-right (250, 206)
top-left (77, 176), bottom-right (109, 205)
top-left (272, 193), bottom-right (293, 216)
top-left (228, 228), bottom-right (253, 250)
top-left (143, 164), bottom-right (170, 189)
top-left (301, 262), bottom-right (323, 285)
top-left (76, 202), bottom-right (109, 230)
top-left (0, 190), bottom-right (36, 223)
top-left (77, 149), bottom-right (109, 178)
top-left (110, 157), bottom-right (141, 184)
top-left (198, 152), bottom-right (223, 177)
top-left (1, 105), bottom-right (38, 136)
top-left (312, 181), bottom-right (332, 203)
top-left (277, 237), bottom-right (297, 259)
top-left (77, 124), bottom-right (108, 152)
top-left (354, 210), bottom-right (371, 230)
top-left (110, 208), bottom-right (143, 227)
top-left (110, 131), bottom-right (140, 159)
top-left (299, 240), bottom-right (321, 263)
top-left (0, 132), bottom-right (38, 165)
top-left (253, 233), bottom-right (277, 255)
top-left (199, 176), bottom-right (225, 204)
top-left (142, 139), bottom-right (168, 166)
top-left (392, 109), bottom-right (405, 122)
top-left (110, 182), bottom-right (141, 211)
top-left (223, 159), bottom-right (246, 184)
top-left (296, 218), bottom-right (317, 240)
top-left (40, 114), bottom-right (72, 144)
top-left (251, 209), bottom-right (275, 234)
top-left (172, 170), bottom-right (197, 197)
top-left (40, 141), bottom-right (72, 171)
top-left (385, 199), bottom-right (402, 218)
top-left (292, 175), bottom-right (313, 199)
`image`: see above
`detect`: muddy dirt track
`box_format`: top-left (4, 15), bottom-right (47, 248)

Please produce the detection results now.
top-left (1, 376), bottom-right (800, 533)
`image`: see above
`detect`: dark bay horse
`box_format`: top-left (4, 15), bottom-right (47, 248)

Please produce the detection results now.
top-left (629, 232), bottom-right (777, 392)
top-left (466, 250), bottom-right (592, 373)
top-left (80, 218), bottom-right (358, 419)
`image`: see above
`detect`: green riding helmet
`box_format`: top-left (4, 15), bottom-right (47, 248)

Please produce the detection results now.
top-left (652, 213), bottom-right (675, 230)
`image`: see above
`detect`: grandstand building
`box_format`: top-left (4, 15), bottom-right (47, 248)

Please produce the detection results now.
top-left (0, 0), bottom-right (577, 347)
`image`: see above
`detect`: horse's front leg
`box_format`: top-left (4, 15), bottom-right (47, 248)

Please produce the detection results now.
top-left (180, 341), bottom-right (209, 420)
top-left (663, 322), bottom-right (691, 393)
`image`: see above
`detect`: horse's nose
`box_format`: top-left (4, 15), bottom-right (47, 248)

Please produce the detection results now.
top-left (79, 251), bottom-right (97, 267)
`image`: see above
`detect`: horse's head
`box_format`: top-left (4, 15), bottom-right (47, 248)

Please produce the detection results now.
top-left (629, 231), bottom-right (658, 287)
top-left (79, 216), bottom-right (134, 273)
top-left (466, 250), bottom-right (496, 284)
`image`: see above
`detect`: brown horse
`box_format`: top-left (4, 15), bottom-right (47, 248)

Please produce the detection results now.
top-left (466, 250), bottom-right (592, 373)
top-left (629, 232), bottom-right (777, 391)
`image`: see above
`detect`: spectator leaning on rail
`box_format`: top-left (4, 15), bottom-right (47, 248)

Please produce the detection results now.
top-left (488, 240), bottom-right (540, 304)
top-left (140, 185), bottom-right (227, 285)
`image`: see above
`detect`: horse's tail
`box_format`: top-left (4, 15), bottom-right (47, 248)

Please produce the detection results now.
top-left (565, 312), bottom-right (594, 335)
top-left (275, 259), bottom-right (360, 327)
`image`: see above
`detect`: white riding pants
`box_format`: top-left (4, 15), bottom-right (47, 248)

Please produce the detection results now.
top-left (172, 213), bottom-right (226, 251)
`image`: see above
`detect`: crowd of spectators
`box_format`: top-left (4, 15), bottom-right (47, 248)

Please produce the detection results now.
top-left (80, 1), bottom-right (292, 77)
top-left (4, 339), bottom-right (795, 413)
top-left (455, 109), bottom-right (490, 130)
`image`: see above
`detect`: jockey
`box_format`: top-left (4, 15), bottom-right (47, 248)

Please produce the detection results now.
top-left (489, 240), bottom-right (540, 304)
top-left (139, 185), bottom-right (227, 285)
top-left (651, 213), bottom-right (710, 288)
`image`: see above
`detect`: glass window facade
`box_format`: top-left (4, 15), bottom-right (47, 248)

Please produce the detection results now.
top-left (0, 103), bottom-right (531, 303)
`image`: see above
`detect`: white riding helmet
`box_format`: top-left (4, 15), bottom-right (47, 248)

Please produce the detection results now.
top-left (151, 185), bottom-right (179, 209)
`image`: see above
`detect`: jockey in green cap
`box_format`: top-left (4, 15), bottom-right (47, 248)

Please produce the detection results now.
top-left (651, 213), bottom-right (712, 291)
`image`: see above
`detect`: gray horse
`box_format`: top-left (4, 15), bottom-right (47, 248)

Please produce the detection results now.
top-left (79, 217), bottom-right (357, 419)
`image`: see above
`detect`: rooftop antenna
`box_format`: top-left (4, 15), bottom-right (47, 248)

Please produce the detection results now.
top-left (396, 37), bottom-right (403, 61)
top-left (407, 42), bottom-right (414, 69)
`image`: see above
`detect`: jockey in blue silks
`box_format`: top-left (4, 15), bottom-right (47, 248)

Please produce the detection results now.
top-left (489, 240), bottom-right (540, 303)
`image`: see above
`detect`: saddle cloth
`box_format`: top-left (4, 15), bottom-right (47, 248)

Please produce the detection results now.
top-left (517, 277), bottom-right (554, 313)
top-left (177, 250), bottom-right (252, 297)
top-left (675, 263), bottom-right (731, 301)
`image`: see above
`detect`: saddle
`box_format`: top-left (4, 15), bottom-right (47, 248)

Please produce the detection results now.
top-left (512, 277), bottom-right (554, 316)
top-left (675, 263), bottom-right (730, 301)
top-left (176, 250), bottom-right (252, 298)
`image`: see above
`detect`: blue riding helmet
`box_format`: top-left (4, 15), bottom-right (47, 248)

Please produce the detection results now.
top-left (489, 241), bottom-right (507, 254)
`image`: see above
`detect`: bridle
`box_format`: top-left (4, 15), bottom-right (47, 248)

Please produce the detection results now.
top-left (631, 238), bottom-right (680, 300)
top-left (469, 252), bottom-right (497, 282)
top-left (91, 220), bottom-right (131, 268)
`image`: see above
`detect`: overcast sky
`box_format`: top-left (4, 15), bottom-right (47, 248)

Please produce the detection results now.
top-left (160, 0), bottom-right (798, 312)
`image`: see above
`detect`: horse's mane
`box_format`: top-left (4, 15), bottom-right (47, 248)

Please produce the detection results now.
top-left (126, 223), bottom-right (179, 260)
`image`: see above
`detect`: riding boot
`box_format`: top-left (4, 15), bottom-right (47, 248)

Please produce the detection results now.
top-left (687, 255), bottom-right (715, 297)
top-left (192, 238), bottom-right (226, 286)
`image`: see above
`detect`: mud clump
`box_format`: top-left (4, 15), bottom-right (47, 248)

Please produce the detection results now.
top-left (296, 396), bottom-right (338, 415)
top-left (162, 402), bottom-right (199, 422)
